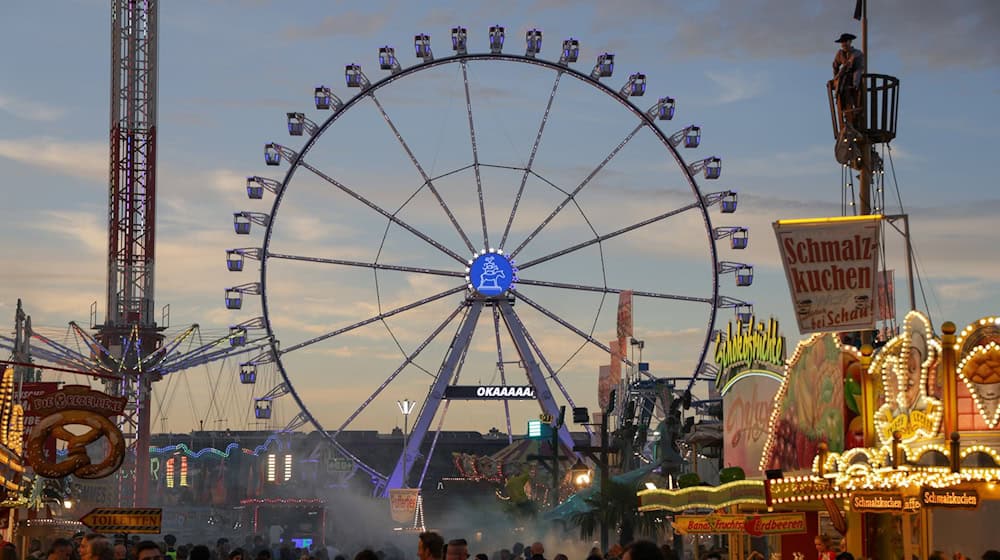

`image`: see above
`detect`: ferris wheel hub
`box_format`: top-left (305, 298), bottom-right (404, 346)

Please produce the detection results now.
top-left (465, 250), bottom-right (517, 297)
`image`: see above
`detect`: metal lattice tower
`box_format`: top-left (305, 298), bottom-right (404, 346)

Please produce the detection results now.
top-left (98, 0), bottom-right (161, 508)
top-left (105, 0), bottom-right (158, 337)
top-left (0, 0), bottom-right (275, 511)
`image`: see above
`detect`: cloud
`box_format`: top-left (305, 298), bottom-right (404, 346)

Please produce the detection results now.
top-left (934, 279), bottom-right (993, 303)
top-left (0, 95), bottom-right (66, 122)
top-left (705, 70), bottom-right (768, 104)
top-left (280, 11), bottom-right (390, 39)
top-left (666, 0), bottom-right (1000, 68)
top-left (30, 209), bottom-right (106, 255)
top-left (0, 137), bottom-right (107, 183)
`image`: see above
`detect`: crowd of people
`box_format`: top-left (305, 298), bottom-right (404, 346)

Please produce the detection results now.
top-left (17, 533), bottom-right (680, 560)
top-left (15, 531), bottom-right (1000, 560)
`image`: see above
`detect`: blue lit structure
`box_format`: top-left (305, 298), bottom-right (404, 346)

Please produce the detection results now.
top-left (222, 23), bottom-right (753, 499)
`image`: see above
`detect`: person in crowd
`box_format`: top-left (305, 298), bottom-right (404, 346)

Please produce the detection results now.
top-left (228, 550), bottom-right (245, 560)
top-left (251, 538), bottom-right (267, 560)
top-left (353, 552), bottom-right (377, 560)
top-left (135, 542), bottom-right (162, 560)
top-left (163, 537), bottom-right (178, 560)
top-left (190, 547), bottom-right (211, 560)
top-left (983, 551), bottom-right (1000, 560)
top-left (417, 533), bottom-right (444, 560)
top-left (49, 540), bottom-right (75, 560)
top-left (814, 534), bottom-right (835, 560)
top-left (445, 540), bottom-right (468, 560)
top-left (526, 544), bottom-right (543, 560)
top-left (113, 543), bottom-right (128, 560)
top-left (621, 541), bottom-right (663, 560)
top-left (215, 541), bottom-right (231, 560)
top-left (510, 544), bottom-right (524, 560)
top-left (82, 535), bottom-right (111, 560)
top-left (658, 545), bottom-right (678, 560)
top-left (28, 539), bottom-right (45, 560)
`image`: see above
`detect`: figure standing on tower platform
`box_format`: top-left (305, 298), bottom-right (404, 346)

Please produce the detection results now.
top-left (831, 33), bottom-right (865, 128)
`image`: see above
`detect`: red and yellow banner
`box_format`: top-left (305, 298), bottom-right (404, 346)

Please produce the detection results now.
top-left (773, 215), bottom-right (881, 334)
top-left (388, 488), bottom-right (420, 524)
top-left (673, 513), bottom-right (807, 536)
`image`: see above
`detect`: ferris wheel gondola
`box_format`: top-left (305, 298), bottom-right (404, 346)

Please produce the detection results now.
top-left (226, 25), bottom-right (752, 496)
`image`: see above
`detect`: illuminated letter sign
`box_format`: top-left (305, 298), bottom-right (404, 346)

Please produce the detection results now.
top-left (849, 491), bottom-right (914, 513)
top-left (920, 488), bottom-right (979, 509)
top-left (444, 386), bottom-right (536, 400)
top-left (713, 316), bottom-right (786, 385)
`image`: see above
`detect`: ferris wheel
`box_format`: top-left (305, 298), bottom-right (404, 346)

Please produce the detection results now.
top-left (225, 25), bottom-right (752, 495)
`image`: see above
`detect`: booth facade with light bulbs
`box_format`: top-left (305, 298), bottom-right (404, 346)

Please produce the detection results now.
top-left (762, 311), bottom-right (1000, 559)
top-left (638, 311), bottom-right (1000, 559)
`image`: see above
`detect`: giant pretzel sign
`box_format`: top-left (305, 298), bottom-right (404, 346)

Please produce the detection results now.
top-left (25, 386), bottom-right (127, 479)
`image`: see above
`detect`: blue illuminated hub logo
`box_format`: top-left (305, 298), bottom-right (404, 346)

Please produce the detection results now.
top-left (467, 250), bottom-right (516, 297)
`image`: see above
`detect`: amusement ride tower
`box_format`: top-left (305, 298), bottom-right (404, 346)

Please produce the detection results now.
top-left (2, 0), bottom-right (274, 508)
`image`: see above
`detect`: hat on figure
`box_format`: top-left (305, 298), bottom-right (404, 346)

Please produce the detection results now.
top-left (835, 33), bottom-right (857, 43)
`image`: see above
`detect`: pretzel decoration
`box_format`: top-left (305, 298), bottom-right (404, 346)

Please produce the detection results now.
top-left (25, 410), bottom-right (126, 479)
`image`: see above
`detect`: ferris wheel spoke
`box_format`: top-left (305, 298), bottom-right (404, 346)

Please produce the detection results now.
top-left (297, 159), bottom-right (467, 264)
top-left (480, 163), bottom-right (530, 172)
top-left (515, 280), bottom-right (711, 305)
top-left (500, 72), bottom-right (562, 250)
top-left (385, 301), bottom-right (484, 491)
top-left (428, 163), bottom-right (475, 182)
top-left (280, 284), bottom-right (467, 355)
top-left (519, 313), bottom-right (593, 437)
top-left (492, 306), bottom-right (513, 444)
top-left (509, 121), bottom-right (646, 259)
top-left (369, 94), bottom-right (478, 254)
top-left (267, 252), bottom-right (464, 279)
top-left (512, 289), bottom-right (635, 368)
top-left (331, 302), bottom-right (466, 437)
top-left (517, 201), bottom-right (702, 270)
top-left (496, 300), bottom-right (578, 455)
top-left (527, 169), bottom-right (571, 196)
top-left (461, 61), bottom-right (489, 248)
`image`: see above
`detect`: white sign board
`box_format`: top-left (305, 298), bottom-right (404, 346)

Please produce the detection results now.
top-left (773, 216), bottom-right (881, 334)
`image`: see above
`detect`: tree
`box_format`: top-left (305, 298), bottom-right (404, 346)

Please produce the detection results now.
top-left (569, 479), bottom-right (661, 546)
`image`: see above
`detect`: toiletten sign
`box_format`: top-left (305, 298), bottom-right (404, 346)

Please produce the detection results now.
top-left (773, 216), bottom-right (881, 334)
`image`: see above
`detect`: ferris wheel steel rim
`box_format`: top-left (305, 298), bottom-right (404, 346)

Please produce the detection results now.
top-left (246, 48), bottom-right (730, 491)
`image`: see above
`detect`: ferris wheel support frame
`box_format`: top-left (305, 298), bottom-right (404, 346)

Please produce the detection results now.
top-left (236, 36), bottom-right (754, 494)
